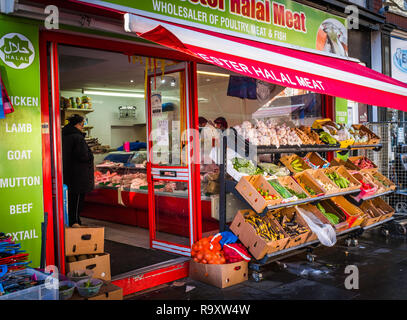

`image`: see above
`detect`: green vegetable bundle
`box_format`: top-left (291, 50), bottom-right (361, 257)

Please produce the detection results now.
top-left (232, 157), bottom-right (263, 175)
top-left (319, 132), bottom-right (337, 145)
top-left (269, 179), bottom-right (293, 199)
top-left (326, 171), bottom-right (350, 189)
top-left (316, 203), bottom-right (340, 225)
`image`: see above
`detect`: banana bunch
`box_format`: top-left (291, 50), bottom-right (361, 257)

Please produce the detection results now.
top-left (326, 172), bottom-right (350, 189)
top-left (244, 213), bottom-right (285, 241)
top-left (291, 159), bottom-right (304, 172)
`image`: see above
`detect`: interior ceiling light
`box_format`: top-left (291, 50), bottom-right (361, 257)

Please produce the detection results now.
top-left (130, 80), bottom-right (134, 83)
top-left (197, 71), bottom-right (230, 78)
top-left (170, 79), bottom-right (176, 87)
top-left (83, 89), bottom-right (144, 98)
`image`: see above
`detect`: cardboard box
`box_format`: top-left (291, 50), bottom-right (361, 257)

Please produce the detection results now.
top-left (351, 124), bottom-right (380, 145)
top-left (70, 281), bottom-right (123, 300)
top-left (330, 196), bottom-right (364, 228)
top-left (297, 204), bottom-right (331, 242)
top-left (235, 175), bottom-right (282, 213)
top-left (305, 168), bottom-right (340, 195)
top-left (323, 166), bottom-right (362, 193)
top-left (304, 152), bottom-right (329, 169)
top-left (271, 207), bottom-right (311, 248)
top-left (293, 172), bottom-right (325, 197)
top-left (329, 158), bottom-right (360, 171)
top-left (229, 210), bottom-right (289, 259)
top-left (65, 226), bottom-right (105, 256)
top-left (318, 200), bottom-right (349, 232)
top-left (364, 169), bottom-right (396, 191)
top-left (66, 253), bottom-right (111, 281)
top-left (371, 197), bottom-right (395, 221)
top-left (280, 154), bottom-right (312, 174)
top-left (189, 259), bottom-right (248, 288)
top-left (360, 200), bottom-right (382, 227)
top-left (277, 176), bottom-right (309, 200)
top-left (348, 156), bottom-right (378, 170)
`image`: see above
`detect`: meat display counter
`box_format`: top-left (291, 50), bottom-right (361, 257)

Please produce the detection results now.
top-left (83, 186), bottom-right (221, 237)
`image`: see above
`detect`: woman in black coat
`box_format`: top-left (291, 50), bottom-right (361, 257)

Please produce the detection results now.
top-left (62, 114), bottom-right (94, 226)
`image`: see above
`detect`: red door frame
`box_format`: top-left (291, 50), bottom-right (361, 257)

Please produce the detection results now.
top-left (39, 29), bottom-right (203, 272)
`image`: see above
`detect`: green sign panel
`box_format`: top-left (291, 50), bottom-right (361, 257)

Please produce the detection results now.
top-left (335, 96), bottom-right (348, 124)
top-left (0, 15), bottom-right (43, 268)
top-left (80, 0), bottom-right (348, 56)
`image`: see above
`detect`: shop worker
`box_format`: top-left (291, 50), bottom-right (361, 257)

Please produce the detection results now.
top-left (214, 117), bottom-right (228, 131)
top-left (62, 114), bottom-right (94, 226)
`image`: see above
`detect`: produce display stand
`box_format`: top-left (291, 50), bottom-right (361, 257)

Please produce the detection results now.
top-left (218, 129), bottom-right (393, 279)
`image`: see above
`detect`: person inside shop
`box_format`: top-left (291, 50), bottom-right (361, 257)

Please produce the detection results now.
top-left (213, 117), bottom-right (228, 131)
top-left (62, 114), bottom-right (95, 226)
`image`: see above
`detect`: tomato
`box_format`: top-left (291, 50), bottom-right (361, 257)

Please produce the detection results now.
top-left (204, 253), bottom-right (212, 261)
top-left (196, 253), bottom-right (204, 261)
top-left (201, 259), bottom-right (208, 264)
top-left (193, 257), bottom-right (199, 262)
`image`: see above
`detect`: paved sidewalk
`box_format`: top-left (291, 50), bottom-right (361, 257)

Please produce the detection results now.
top-left (127, 227), bottom-right (407, 300)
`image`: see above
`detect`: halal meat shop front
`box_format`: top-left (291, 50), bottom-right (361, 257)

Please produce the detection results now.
top-left (4, 0), bottom-right (407, 297)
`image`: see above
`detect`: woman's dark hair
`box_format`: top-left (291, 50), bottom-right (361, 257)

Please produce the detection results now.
top-left (214, 117), bottom-right (228, 130)
top-left (198, 117), bottom-right (208, 127)
top-left (67, 114), bottom-right (84, 126)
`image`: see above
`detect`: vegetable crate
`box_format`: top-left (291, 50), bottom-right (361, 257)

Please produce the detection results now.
top-left (229, 210), bottom-right (289, 260)
top-left (363, 169), bottom-right (396, 191)
top-left (297, 204), bottom-right (331, 242)
top-left (280, 154), bottom-right (311, 174)
top-left (351, 172), bottom-right (377, 200)
top-left (235, 175), bottom-right (282, 213)
top-left (351, 124), bottom-right (380, 145)
top-left (305, 168), bottom-right (340, 195)
top-left (360, 200), bottom-right (382, 227)
top-left (329, 158), bottom-right (359, 171)
top-left (303, 152), bottom-right (329, 169)
top-left (269, 207), bottom-right (311, 249)
top-left (323, 166), bottom-right (362, 193)
top-left (330, 196), bottom-right (364, 228)
top-left (317, 200), bottom-right (349, 232)
top-left (277, 176), bottom-right (310, 200)
top-left (293, 172), bottom-right (325, 198)
top-left (371, 197), bottom-right (395, 221)
top-left (348, 156), bottom-right (378, 170)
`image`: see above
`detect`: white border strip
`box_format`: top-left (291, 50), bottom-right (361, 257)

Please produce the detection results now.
top-left (152, 244), bottom-right (191, 256)
top-left (152, 240), bottom-right (191, 252)
top-left (125, 14), bottom-right (407, 97)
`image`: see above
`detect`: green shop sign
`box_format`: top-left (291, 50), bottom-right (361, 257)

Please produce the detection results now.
top-left (0, 15), bottom-right (43, 268)
top-left (77, 0), bottom-right (348, 56)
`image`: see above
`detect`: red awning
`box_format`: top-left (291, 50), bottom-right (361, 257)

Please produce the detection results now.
top-left (124, 13), bottom-right (407, 111)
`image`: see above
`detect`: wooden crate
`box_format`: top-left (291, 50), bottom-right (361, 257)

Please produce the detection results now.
top-left (318, 199), bottom-right (349, 232)
top-left (292, 171), bottom-right (325, 198)
top-left (229, 210), bottom-right (289, 259)
top-left (329, 158), bottom-right (360, 171)
top-left (306, 168), bottom-right (340, 195)
top-left (270, 207), bottom-right (311, 249)
top-left (280, 154), bottom-right (311, 174)
top-left (235, 175), bottom-right (282, 213)
top-left (330, 196), bottom-right (364, 228)
top-left (371, 197), bottom-right (395, 221)
top-left (323, 166), bottom-right (362, 193)
top-left (348, 156), bottom-right (378, 170)
top-left (352, 124), bottom-right (380, 145)
top-left (360, 200), bottom-right (382, 227)
top-left (277, 176), bottom-right (310, 200)
top-left (365, 170), bottom-right (396, 191)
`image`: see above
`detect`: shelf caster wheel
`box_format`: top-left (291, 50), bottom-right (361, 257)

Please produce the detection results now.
top-left (381, 227), bottom-right (390, 237)
top-left (306, 253), bottom-right (315, 263)
top-left (345, 238), bottom-right (352, 247)
top-left (396, 224), bottom-right (406, 235)
top-left (252, 272), bottom-right (263, 282)
top-left (351, 239), bottom-right (358, 247)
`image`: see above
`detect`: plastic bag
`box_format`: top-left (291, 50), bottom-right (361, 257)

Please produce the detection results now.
top-left (296, 206), bottom-right (337, 247)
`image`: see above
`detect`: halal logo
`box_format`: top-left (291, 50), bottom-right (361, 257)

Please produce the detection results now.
top-left (0, 33), bottom-right (35, 69)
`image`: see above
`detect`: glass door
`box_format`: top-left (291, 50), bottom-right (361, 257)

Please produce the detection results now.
top-left (147, 62), bottom-right (194, 256)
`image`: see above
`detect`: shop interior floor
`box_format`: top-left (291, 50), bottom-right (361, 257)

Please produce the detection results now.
top-left (104, 239), bottom-right (179, 276)
top-left (81, 217), bottom-right (189, 248)
top-left (127, 227), bottom-right (407, 300)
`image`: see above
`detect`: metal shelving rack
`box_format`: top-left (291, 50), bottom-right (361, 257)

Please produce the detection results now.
top-left (218, 129), bottom-right (394, 273)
